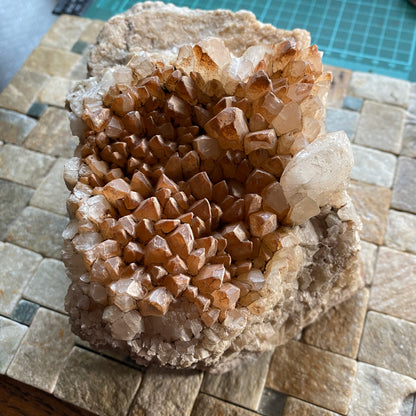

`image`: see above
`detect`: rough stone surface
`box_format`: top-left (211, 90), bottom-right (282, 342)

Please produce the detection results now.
top-left (0, 144), bottom-right (54, 188)
top-left (39, 15), bottom-right (90, 51)
top-left (0, 69), bottom-right (49, 113)
top-left (201, 352), bottom-right (272, 410)
top-left (24, 259), bottom-right (69, 314)
top-left (283, 397), bottom-right (341, 416)
top-left (23, 46), bottom-right (80, 77)
top-left (266, 340), bottom-right (357, 414)
top-left (354, 101), bottom-right (405, 154)
top-left (0, 317), bottom-right (27, 374)
top-left (191, 393), bottom-right (258, 416)
top-left (325, 107), bottom-right (359, 140)
top-left (54, 346), bottom-right (142, 416)
top-left (359, 311), bottom-right (416, 379)
top-left (348, 362), bottom-right (416, 416)
top-left (24, 107), bottom-right (78, 157)
top-left (38, 77), bottom-right (76, 107)
top-left (302, 289), bottom-right (369, 359)
top-left (360, 241), bottom-right (378, 285)
top-left (401, 123), bottom-right (416, 158)
top-left (129, 367), bottom-right (202, 416)
top-left (5, 206), bottom-right (67, 259)
top-left (384, 210), bottom-right (416, 254)
top-left (7, 308), bottom-right (75, 392)
top-left (0, 109), bottom-right (37, 145)
top-left (348, 181), bottom-right (391, 244)
top-left (350, 144), bottom-right (397, 188)
top-left (0, 179), bottom-right (34, 239)
top-left (30, 158), bottom-right (70, 216)
top-left (370, 247), bottom-right (416, 323)
top-left (348, 72), bottom-right (410, 108)
top-left (0, 242), bottom-right (42, 316)
top-left (391, 156), bottom-right (416, 214)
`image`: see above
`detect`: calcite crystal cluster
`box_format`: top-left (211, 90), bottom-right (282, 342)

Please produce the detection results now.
top-left (63, 2), bottom-right (363, 372)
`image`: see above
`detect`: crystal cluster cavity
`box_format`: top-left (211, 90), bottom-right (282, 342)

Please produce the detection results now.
top-left (63, 2), bottom-right (363, 372)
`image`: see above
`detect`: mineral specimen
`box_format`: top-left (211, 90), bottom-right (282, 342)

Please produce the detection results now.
top-left (63, 2), bottom-right (363, 372)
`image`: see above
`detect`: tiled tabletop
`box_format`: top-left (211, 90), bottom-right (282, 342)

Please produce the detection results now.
top-left (0, 14), bottom-right (416, 416)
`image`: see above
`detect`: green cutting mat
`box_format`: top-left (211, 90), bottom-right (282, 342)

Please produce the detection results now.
top-left (85, 0), bottom-right (416, 81)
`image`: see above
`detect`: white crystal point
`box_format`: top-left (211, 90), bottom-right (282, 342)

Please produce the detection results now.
top-left (280, 131), bottom-right (354, 225)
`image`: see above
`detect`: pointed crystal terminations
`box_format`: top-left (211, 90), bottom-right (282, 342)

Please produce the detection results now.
top-left (63, 2), bottom-right (363, 373)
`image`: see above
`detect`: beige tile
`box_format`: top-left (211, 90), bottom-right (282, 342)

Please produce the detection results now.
top-left (23, 46), bottom-right (80, 78)
top-left (360, 241), bottom-right (378, 285)
top-left (38, 77), bottom-right (76, 107)
top-left (391, 156), bottom-right (416, 215)
top-left (384, 210), bottom-right (416, 254)
top-left (266, 340), bottom-right (356, 415)
top-left (129, 367), bottom-right (202, 416)
top-left (0, 242), bottom-right (42, 316)
top-left (190, 393), bottom-right (258, 416)
top-left (348, 181), bottom-right (391, 245)
top-left (7, 308), bottom-right (75, 392)
top-left (283, 397), bottom-right (341, 416)
top-left (0, 69), bottom-right (49, 113)
top-left (302, 289), bottom-right (369, 359)
top-left (55, 346), bottom-right (142, 416)
top-left (40, 15), bottom-right (90, 50)
top-left (79, 20), bottom-right (105, 43)
top-left (201, 352), bottom-right (272, 410)
top-left (24, 107), bottom-right (77, 157)
top-left (359, 311), bottom-right (416, 379)
top-left (348, 362), bottom-right (416, 416)
top-left (369, 247), bottom-right (416, 323)
top-left (0, 317), bottom-right (27, 374)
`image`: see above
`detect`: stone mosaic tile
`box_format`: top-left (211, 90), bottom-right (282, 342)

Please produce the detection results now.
top-left (401, 123), bottom-right (416, 158)
top-left (0, 317), bottom-right (27, 375)
top-left (348, 362), bottom-right (416, 416)
top-left (0, 109), bottom-right (36, 145)
top-left (266, 340), bottom-right (356, 414)
top-left (359, 311), bottom-right (416, 379)
top-left (54, 346), bottom-right (142, 416)
top-left (385, 210), bottom-right (416, 254)
top-left (27, 102), bottom-right (48, 119)
top-left (24, 107), bottom-right (78, 158)
top-left (360, 241), bottom-right (378, 285)
top-left (23, 46), bottom-right (81, 78)
top-left (302, 289), bottom-right (369, 359)
top-left (343, 96), bottom-right (363, 112)
top-left (391, 156), bottom-right (416, 214)
top-left (0, 242), bottom-right (42, 316)
top-left (202, 352), bottom-right (272, 410)
top-left (191, 393), bottom-right (258, 416)
top-left (79, 20), bottom-right (105, 44)
top-left (348, 181), bottom-right (391, 245)
top-left (7, 308), bottom-right (75, 392)
top-left (370, 247), bottom-right (416, 323)
top-left (129, 367), bottom-right (202, 416)
top-left (398, 394), bottom-right (415, 416)
top-left (23, 258), bottom-right (69, 314)
top-left (71, 40), bottom-right (90, 55)
top-left (5, 206), bottom-right (68, 259)
top-left (30, 157), bottom-right (70, 216)
top-left (0, 68), bottom-right (49, 114)
top-left (40, 15), bottom-right (90, 51)
top-left (69, 50), bottom-right (89, 80)
top-left (325, 107), bottom-right (359, 140)
top-left (348, 72), bottom-right (410, 108)
top-left (38, 76), bottom-right (76, 108)
top-left (354, 101), bottom-right (405, 154)
top-left (350, 144), bottom-right (397, 188)
top-left (0, 143), bottom-right (54, 188)
top-left (11, 299), bottom-right (40, 325)
top-left (0, 179), bottom-right (34, 239)
top-left (283, 397), bottom-right (341, 416)
top-left (257, 388), bottom-right (287, 416)
top-left (324, 65), bottom-right (351, 108)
